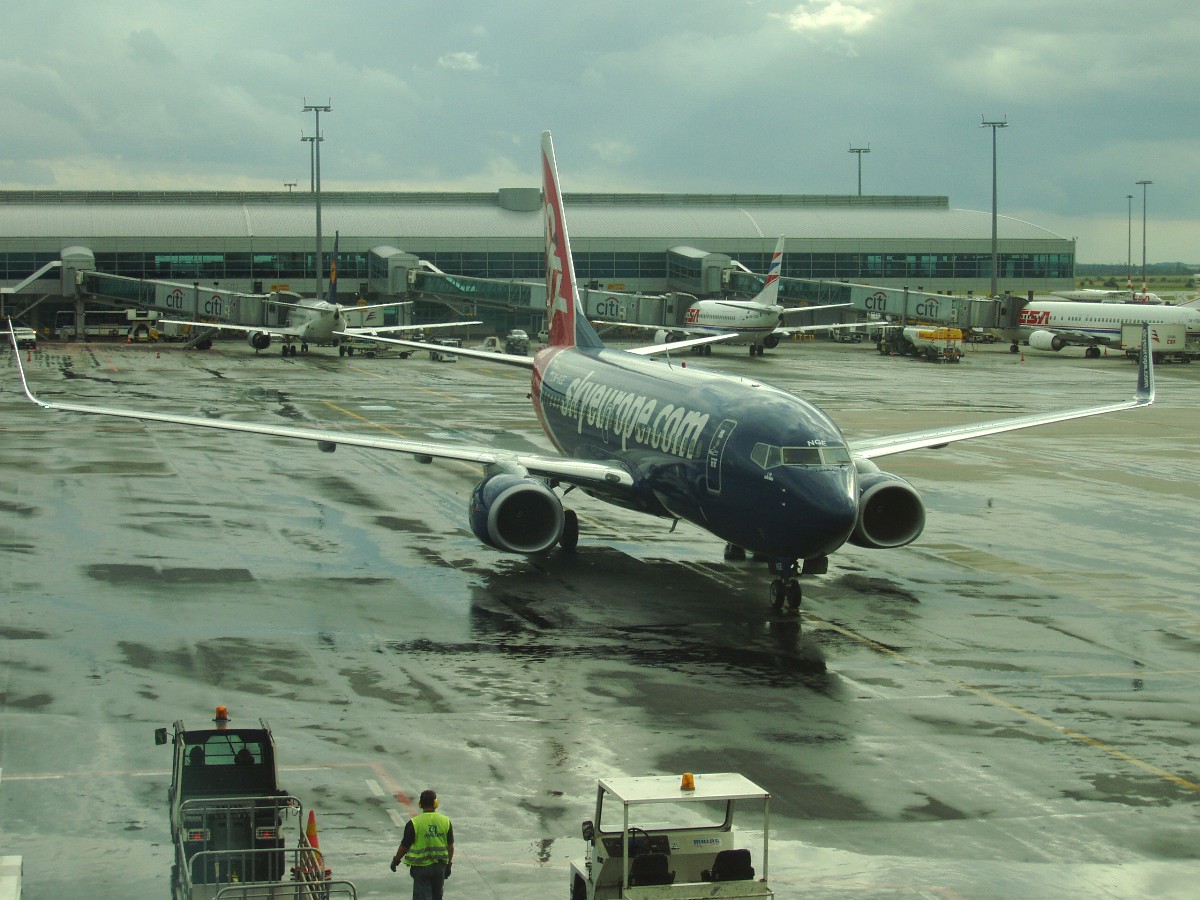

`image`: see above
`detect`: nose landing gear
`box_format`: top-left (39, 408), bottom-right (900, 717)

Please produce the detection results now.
top-left (766, 555), bottom-right (828, 616)
top-left (768, 558), bottom-right (802, 614)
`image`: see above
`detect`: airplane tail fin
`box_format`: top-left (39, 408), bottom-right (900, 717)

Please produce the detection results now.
top-left (752, 236), bottom-right (785, 306)
top-left (542, 132), bottom-right (603, 350)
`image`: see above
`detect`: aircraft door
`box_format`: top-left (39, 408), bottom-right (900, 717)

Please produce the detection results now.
top-left (705, 419), bottom-right (737, 494)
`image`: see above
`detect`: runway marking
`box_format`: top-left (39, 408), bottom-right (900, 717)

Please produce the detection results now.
top-left (814, 617), bottom-right (1200, 796)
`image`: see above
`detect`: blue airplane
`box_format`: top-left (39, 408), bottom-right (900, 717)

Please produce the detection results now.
top-left (9, 132), bottom-right (1156, 614)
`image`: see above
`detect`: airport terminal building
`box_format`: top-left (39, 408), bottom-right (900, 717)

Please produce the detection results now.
top-left (0, 188), bottom-right (1074, 332)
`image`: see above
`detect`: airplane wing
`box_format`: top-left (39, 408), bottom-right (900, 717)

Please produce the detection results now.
top-left (159, 319), bottom-right (303, 339)
top-left (625, 334), bottom-right (737, 356)
top-left (590, 320), bottom-right (735, 356)
top-left (1035, 328), bottom-right (1122, 348)
top-left (777, 303), bottom-right (853, 317)
top-left (334, 331), bottom-right (534, 368)
top-left (848, 324), bottom-right (1155, 460)
top-left (775, 321), bottom-right (875, 337)
top-left (7, 323), bottom-right (632, 490)
top-left (343, 320), bottom-right (482, 336)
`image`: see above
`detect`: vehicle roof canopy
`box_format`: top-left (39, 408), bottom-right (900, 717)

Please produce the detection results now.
top-left (599, 773), bottom-right (769, 805)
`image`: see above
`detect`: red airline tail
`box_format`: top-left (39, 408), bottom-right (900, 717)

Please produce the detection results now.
top-left (541, 132), bottom-right (603, 350)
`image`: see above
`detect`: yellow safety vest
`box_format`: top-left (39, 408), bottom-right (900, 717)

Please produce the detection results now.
top-left (403, 811), bottom-right (452, 867)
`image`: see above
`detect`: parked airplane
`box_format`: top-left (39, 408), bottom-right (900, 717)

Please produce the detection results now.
top-left (594, 237), bottom-right (866, 356)
top-left (162, 233), bottom-right (474, 356)
top-left (9, 133), bottom-right (1157, 614)
top-left (1000, 299), bottom-right (1200, 358)
top-left (1051, 288), bottom-right (1162, 304)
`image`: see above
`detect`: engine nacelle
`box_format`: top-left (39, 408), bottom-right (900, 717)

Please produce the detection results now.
top-left (848, 471), bottom-right (926, 549)
top-left (654, 330), bottom-right (685, 345)
top-left (762, 333), bottom-right (780, 349)
top-left (469, 473), bottom-right (564, 554)
top-left (1027, 330), bottom-right (1067, 352)
top-left (247, 331), bottom-right (272, 350)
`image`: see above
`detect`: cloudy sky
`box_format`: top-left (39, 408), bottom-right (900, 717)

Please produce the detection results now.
top-left (3, 0), bottom-right (1198, 263)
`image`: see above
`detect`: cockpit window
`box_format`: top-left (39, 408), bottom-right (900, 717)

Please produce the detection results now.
top-left (752, 442), bottom-right (850, 469)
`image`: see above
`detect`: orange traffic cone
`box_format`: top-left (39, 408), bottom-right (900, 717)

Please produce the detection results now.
top-left (306, 809), bottom-right (319, 849)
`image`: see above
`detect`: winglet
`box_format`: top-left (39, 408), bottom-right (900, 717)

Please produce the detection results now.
top-left (1136, 321), bottom-right (1155, 404)
top-left (7, 320), bottom-right (49, 409)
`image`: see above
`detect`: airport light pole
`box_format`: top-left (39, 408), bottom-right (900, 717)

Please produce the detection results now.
top-left (1136, 179), bottom-right (1152, 292)
top-left (1126, 193), bottom-right (1134, 290)
top-left (981, 116), bottom-right (1008, 298)
top-left (848, 144), bottom-right (870, 196)
top-left (303, 99), bottom-right (332, 299)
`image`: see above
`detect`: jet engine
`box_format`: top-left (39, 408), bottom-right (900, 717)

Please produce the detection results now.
top-left (654, 330), bottom-right (686, 345)
top-left (1027, 330), bottom-right (1067, 352)
top-left (469, 473), bottom-right (565, 554)
top-left (848, 469), bottom-right (926, 549)
top-left (247, 331), bottom-right (272, 350)
top-left (762, 334), bottom-right (780, 349)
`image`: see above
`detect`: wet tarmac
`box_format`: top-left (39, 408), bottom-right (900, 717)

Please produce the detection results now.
top-left (2, 336), bottom-right (1199, 898)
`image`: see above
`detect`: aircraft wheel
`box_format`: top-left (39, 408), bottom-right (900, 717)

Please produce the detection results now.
top-left (769, 579), bottom-right (785, 612)
top-left (560, 509), bottom-right (579, 551)
top-left (1009, 343), bottom-right (1020, 353)
top-left (786, 579), bottom-right (802, 612)
top-left (301, 343), bottom-right (309, 353)
top-left (338, 345), bottom-right (346, 357)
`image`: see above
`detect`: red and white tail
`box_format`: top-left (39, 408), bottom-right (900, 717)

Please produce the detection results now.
top-left (752, 236), bottom-right (785, 307)
top-left (541, 132), bottom-right (603, 350)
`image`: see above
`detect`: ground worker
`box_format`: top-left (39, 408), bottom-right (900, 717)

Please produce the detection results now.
top-left (390, 789), bottom-right (454, 899)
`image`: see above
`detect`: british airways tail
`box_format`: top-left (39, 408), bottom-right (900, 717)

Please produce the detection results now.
top-left (542, 132), bottom-right (604, 351)
top-left (752, 236), bottom-right (785, 307)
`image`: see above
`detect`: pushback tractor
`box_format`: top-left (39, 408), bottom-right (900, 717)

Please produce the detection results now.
top-left (155, 706), bottom-right (357, 899)
top-left (569, 772), bottom-right (774, 899)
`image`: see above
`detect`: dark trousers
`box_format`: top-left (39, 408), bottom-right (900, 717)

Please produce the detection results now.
top-left (410, 862), bottom-right (447, 900)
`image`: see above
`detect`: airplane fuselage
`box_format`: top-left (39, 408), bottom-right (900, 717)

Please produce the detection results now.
top-left (1007, 301), bottom-right (1200, 346)
top-left (284, 301), bottom-right (345, 344)
top-left (681, 300), bottom-right (782, 345)
top-left (531, 345), bottom-right (859, 560)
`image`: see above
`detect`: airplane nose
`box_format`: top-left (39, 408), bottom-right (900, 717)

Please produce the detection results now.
top-left (778, 468), bottom-right (858, 558)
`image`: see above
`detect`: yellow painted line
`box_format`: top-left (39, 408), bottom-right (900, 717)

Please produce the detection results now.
top-left (813, 617), bottom-right (1200, 796)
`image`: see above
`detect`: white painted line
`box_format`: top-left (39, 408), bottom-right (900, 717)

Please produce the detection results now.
top-left (365, 779), bottom-right (386, 797)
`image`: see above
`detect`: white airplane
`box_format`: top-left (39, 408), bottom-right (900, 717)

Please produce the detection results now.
top-left (595, 237), bottom-right (867, 357)
top-left (1051, 288), bottom-right (1162, 304)
top-left (1003, 299), bottom-right (1200, 359)
top-left (8, 132), bottom-right (1156, 615)
top-left (163, 232), bottom-right (477, 356)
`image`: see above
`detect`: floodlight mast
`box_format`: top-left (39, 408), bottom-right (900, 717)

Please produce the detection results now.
top-left (848, 144), bottom-right (870, 196)
top-left (303, 99), bottom-right (332, 299)
top-left (981, 116), bottom-right (1009, 298)
top-left (1136, 180), bottom-right (1152, 292)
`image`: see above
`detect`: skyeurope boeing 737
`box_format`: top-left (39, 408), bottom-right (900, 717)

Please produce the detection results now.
top-left (9, 132), bottom-right (1156, 614)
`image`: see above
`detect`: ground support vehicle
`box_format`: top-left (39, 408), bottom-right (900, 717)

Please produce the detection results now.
top-left (156, 707), bottom-right (356, 900)
top-left (568, 772), bottom-right (773, 899)
top-left (877, 325), bottom-right (963, 362)
top-left (338, 336), bottom-right (414, 358)
top-left (828, 327), bottom-right (863, 343)
top-left (429, 337), bottom-right (461, 362)
top-left (505, 329), bottom-right (531, 354)
top-left (9, 326), bottom-right (37, 350)
top-left (1121, 322), bottom-right (1193, 364)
